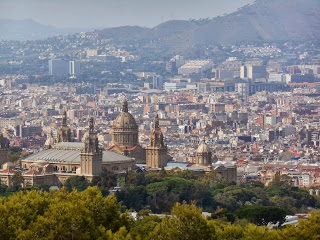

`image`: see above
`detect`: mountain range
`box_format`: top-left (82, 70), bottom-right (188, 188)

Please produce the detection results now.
top-left (97, 0), bottom-right (320, 55)
top-left (1, 0), bottom-right (319, 48)
top-left (0, 19), bottom-right (85, 41)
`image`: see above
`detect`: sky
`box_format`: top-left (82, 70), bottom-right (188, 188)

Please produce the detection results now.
top-left (0, 0), bottom-right (255, 29)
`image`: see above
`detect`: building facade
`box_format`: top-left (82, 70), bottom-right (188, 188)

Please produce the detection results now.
top-left (107, 99), bottom-right (146, 163)
top-left (146, 114), bottom-right (168, 168)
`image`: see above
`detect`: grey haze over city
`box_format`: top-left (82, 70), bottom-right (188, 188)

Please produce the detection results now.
top-left (0, 0), bottom-right (254, 29)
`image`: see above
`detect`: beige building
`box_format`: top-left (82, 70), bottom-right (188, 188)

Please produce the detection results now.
top-left (57, 110), bottom-right (71, 143)
top-left (107, 99), bottom-right (146, 163)
top-left (196, 137), bottom-right (212, 166)
top-left (146, 114), bottom-right (168, 168)
top-left (0, 116), bottom-right (136, 187)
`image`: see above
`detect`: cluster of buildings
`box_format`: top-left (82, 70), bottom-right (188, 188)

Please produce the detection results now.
top-left (0, 31), bottom-right (320, 188)
top-left (0, 95), bottom-right (233, 186)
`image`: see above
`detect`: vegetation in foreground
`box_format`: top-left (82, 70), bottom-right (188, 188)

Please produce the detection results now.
top-left (0, 186), bottom-right (320, 240)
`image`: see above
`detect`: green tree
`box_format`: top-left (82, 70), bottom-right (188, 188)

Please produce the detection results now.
top-left (116, 185), bottom-right (147, 211)
top-left (211, 207), bottom-right (235, 223)
top-left (91, 170), bottom-right (117, 195)
top-left (268, 172), bottom-right (292, 188)
top-left (150, 202), bottom-right (217, 240)
top-left (0, 187), bottom-right (132, 239)
top-left (10, 170), bottom-right (24, 189)
top-left (64, 176), bottom-right (90, 192)
top-left (235, 205), bottom-right (287, 226)
top-left (130, 210), bottom-right (162, 239)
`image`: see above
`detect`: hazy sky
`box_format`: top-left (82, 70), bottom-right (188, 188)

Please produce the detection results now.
top-left (0, 0), bottom-right (254, 29)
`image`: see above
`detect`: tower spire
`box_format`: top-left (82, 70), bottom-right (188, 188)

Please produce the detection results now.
top-left (122, 98), bottom-right (128, 112)
top-left (89, 117), bottom-right (94, 133)
top-left (154, 113), bottom-right (159, 129)
top-left (62, 109), bottom-right (67, 126)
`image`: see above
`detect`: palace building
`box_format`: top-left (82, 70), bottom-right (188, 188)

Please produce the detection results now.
top-left (0, 115), bottom-right (135, 186)
top-left (107, 98), bottom-right (146, 164)
top-left (0, 98), bottom-right (236, 187)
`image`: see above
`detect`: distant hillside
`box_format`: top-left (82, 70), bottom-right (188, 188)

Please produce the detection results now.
top-left (0, 19), bottom-right (84, 41)
top-left (97, 0), bottom-right (320, 55)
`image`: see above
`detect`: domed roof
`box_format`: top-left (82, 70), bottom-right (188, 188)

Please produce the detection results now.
top-left (197, 137), bottom-right (211, 153)
top-left (113, 98), bottom-right (138, 130)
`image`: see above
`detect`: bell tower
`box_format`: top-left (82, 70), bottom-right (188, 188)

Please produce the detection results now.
top-left (146, 113), bottom-right (167, 168)
top-left (57, 109), bottom-right (71, 143)
top-left (80, 117), bottom-right (102, 177)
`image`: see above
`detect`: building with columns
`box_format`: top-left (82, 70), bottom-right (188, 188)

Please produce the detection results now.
top-left (0, 115), bottom-right (135, 187)
top-left (196, 137), bottom-right (212, 166)
top-left (107, 98), bottom-right (146, 163)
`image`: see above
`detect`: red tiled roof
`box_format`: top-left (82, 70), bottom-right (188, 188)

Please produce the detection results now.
top-left (24, 170), bottom-right (41, 175)
top-left (1, 169), bottom-right (15, 174)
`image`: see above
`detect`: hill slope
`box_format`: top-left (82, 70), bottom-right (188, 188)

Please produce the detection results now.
top-left (97, 0), bottom-right (320, 55)
top-left (0, 19), bottom-right (84, 41)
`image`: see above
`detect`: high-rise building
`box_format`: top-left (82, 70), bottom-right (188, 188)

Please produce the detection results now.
top-left (49, 59), bottom-right (69, 75)
top-left (69, 61), bottom-right (80, 75)
top-left (151, 75), bottom-right (163, 89)
top-left (49, 60), bottom-right (80, 75)
top-left (240, 65), bottom-right (267, 80)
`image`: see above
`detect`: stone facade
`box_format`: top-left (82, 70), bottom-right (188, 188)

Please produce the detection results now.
top-left (80, 117), bottom-right (102, 177)
top-left (108, 99), bottom-right (146, 163)
top-left (57, 110), bottom-right (71, 143)
top-left (146, 114), bottom-right (168, 168)
top-left (196, 137), bottom-right (212, 166)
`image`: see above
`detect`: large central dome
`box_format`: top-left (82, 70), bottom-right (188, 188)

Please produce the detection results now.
top-left (112, 98), bottom-right (139, 148)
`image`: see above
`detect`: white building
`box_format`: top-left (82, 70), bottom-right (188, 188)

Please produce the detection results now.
top-left (69, 61), bottom-right (80, 75)
top-left (178, 60), bottom-right (212, 75)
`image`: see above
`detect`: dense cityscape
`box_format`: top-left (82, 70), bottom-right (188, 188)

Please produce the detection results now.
top-left (1, 0), bottom-right (320, 239)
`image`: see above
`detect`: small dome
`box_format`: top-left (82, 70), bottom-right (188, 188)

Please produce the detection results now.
top-left (113, 112), bottom-right (138, 129)
top-left (113, 98), bottom-right (138, 130)
top-left (197, 137), bottom-right (211, 153)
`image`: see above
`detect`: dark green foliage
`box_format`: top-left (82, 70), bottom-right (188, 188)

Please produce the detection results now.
top-left (116, 185), bottom-right (148, 211)
top-left (8, 146), bottom-right (22, 163)
top-left (91, 170), bottom-right (117, 196)
top-left (235, 205), bottom-right (287, 226)
top-left (10, 171), bottom-right (24, 188)
top-left (64, 176), bottom-right (90, 192)
top-left (211, 208), bottom-right (236, 223)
